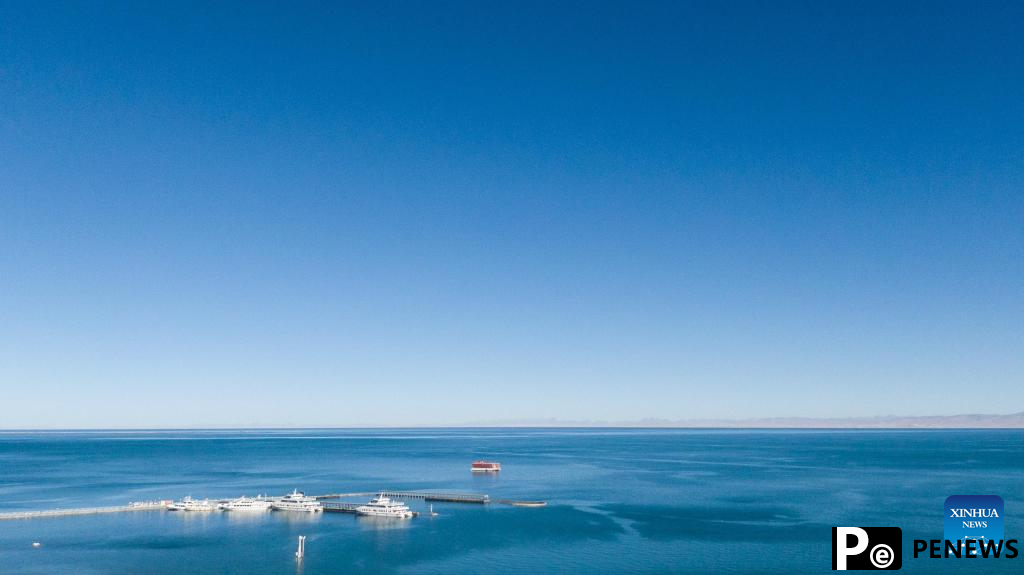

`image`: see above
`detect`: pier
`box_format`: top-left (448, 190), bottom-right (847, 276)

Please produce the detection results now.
top-left (313, 491), bottom-right (489, 503)
top-left (378, 490), bottom-right (489, 504)
top-left (0, 502), bottom-right (166, 521)
top-left (312, 492), bottom-right (375, 500)
top-left (0, 489), bottom-right (496, 520)
top-left (321, 502), bottom-right (363, 514)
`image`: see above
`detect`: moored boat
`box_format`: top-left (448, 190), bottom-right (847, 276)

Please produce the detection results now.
top-left (218, 495), bottom-right (272, 511)
top-left (271, 490), bottom-right (322, 513)
top-left (356, 494), bottom-right (415, 518)
top-left (167, 496), bottom-right (216, 511)
top-left (471, 461), bottom-right (501, 473)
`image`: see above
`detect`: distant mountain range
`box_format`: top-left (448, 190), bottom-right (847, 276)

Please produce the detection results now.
top-left (6, 412), bottom-right (1024, 431)
top-left (457, 412), bottom-right (1024, 429)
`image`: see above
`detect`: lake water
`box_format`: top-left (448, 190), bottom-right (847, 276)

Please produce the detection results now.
top-left (0, 429), bottom-right (1020, 573)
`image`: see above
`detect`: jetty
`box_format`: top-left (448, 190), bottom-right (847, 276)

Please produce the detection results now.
top-left (314, 491), bottom-right (489, 504)
top-left (321, 502), bottom-right (363, 514)
top-left (0, 502), bottom-right (166, 521)
top-left (0, 489), bottom-right (501, 520)
top-left (320, 502), bottom-right (421, 517)
top-left (312, 492), bottom-right (376, 500)
top-left (377, 490), bottom-right (489, 504)
top-left (321, 490), bottom-right (489, 511)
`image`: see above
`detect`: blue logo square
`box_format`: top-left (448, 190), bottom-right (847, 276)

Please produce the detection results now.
top-left (944, 495), bottom-right (1004, 556)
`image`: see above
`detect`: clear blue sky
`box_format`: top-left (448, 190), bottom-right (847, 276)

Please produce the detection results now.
top-left (1, 1), bottom-right (1021, 428)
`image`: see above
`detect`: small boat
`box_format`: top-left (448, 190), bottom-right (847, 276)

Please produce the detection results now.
top-left (356, 495), bottom-right (415, 518)
top-left (503, 500), bottom-right (547, 507)
top-left (272, 490), bottom-right (323, 513)
top-left (32, 542), bottom-right (42, 548)
top-left (167, 496), bottom-right (216, 511)
top-left (218, 495), bottom-right (272, 511)
top-left (471, 461), bottom-right (501, 473)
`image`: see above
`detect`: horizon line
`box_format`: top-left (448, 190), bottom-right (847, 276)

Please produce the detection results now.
top-left (5, 411), bottom-right (1023, 432)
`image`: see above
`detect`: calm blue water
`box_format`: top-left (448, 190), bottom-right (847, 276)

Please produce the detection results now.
top-left (0, 429), bottom-right (1020, 573)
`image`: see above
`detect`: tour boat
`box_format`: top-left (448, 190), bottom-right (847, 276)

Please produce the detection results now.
top-left (167, 496), bottom-right (216, 511)
top-left (271, 490), bottom-right (323, 513)
top-left (218, 495), bottom-right (272, 511)
top-left (471, 461), bottom-right (501, 473)
top-left (356, 495), bottom-right (415, 518)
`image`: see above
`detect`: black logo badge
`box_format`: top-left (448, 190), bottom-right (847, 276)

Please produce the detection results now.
top-left (833, 527), bottom-right (902, 570)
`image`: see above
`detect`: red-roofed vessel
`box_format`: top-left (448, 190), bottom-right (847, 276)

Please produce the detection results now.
top-left (471, 461), bottom-right (501, 473)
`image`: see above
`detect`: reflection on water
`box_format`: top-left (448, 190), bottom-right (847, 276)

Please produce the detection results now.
top-left (172, 511), bottom-right (218, 526)
top-left (470, 472), bottom-right (501, 487)
top-left (222, 510), bottom-right (272, 525)
top-left (273, 511), bottom-right (324, 526)
top-left (355, 515), bottom-right (414, 531)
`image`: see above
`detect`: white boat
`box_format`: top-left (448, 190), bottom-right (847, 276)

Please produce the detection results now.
top-left (271, 490), bottom-right (323, 513)
top-left (218, 495), bottom-right (272, 511)
top-left (356, 495), bottom-right (415, 518)
top-left (167, 496), bottom-right (216, 511)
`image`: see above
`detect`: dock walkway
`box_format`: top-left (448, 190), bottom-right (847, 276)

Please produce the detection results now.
top-left (0, 490), bottom-right (493, 520)
top-left (313, 492), bottom-right (375, 500)
top-left (0, 503), bottom-right (165, 521)
top-left (321, 502), bottom-right (363, 514)
top-left (378, 490), bottom-right (489, 504)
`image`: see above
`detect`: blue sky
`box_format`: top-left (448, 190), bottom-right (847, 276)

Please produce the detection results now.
top-left (1, 1), bottom-right (1021, 427)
